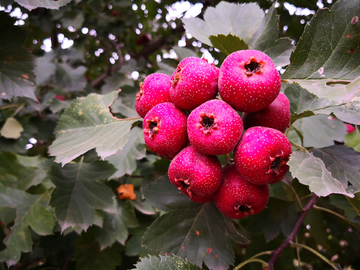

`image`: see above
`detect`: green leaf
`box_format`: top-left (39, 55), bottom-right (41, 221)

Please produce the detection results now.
top-left (0, 152), bottom-right (46, 190)
top-left (132, 255), bottom-right (201, 270)
top-left (0, 188), bottom-right (55, 266)
top-left (92, 200), bottom-right (139, 249)
top-left (110, 85), bottom-right (138, 118)
top-left (209, 34), bottom-right (249, 55)
top-left (289, 150), bottom-right (354, 197)
top-left (34, 52), bottom-right (56, 86)
top-left (247, 198), bottom-right (300, 242)
top-left (283, 0), bottom-right (360, 81)
top-left (182, 3), bottom-right (294, 66)
top-left (105, 127), bottom-right (145, 178)
top-left (143, 177), bottom-right (249, 270)
top-left (156, 62), bottom-right (175, 77)
top-left (74, 232), bottom-right (122, 270)
top-left (0, 206), bottom-right (16, 225)
top-left (0, 117), bottom-right (23, 139)
top-left (345, 126), bottom-right (360, 151)
top-left (347, 193), bottom-right (360, 217)
top-left (143, 202), bottom-right (248, 270)
top-left (55, 63), bottom-right (87, 92)
top-left (312, 145), bottom-right (360, 193)
top-left (285, 83), bottom-right (360, 125)
top-left (331, 195), bottom-right (359, 219)
top-left (48, 91), bottom-right (140, 165)
top-left (47, 159), bottom-right (117, 231)
top-left (173, 46), bottom-right (198, 61)
top-left (292, 115), bottom-right (347, 148)
top-left (102, 71), bottom-right (134, 95)
top-left (282, 0), bottom-right (360, 103)
top-left (143, 176), bottom-right (198, 212)
top-left (14, 0), bottom-right (72, 11)
top-left (0, 12), bottom-right (37, 101)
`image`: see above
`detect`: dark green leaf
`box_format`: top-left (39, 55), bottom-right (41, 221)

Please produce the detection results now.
top-left (14, 0), bottom-right (72, 11)
top-left (74, 232), bottom-right (122, 270)
top-left (283, 0), bottom-right (360, 81)
top-left (0, 188), bottom-right (55, 266)
top-left (209, 34), bottom-right (249, 55)
top-left (132, 255), bottom-right (201, 270)
top-left (312, 145), bottom-right (360, 193)
top-left (48, 91), bottom-right (140, 165)
top-left (0, 152), bottom-right (46, 190)
top-left (247, 198), bottom-right (300, 242)
top-left (47, 159), bottom-right (117, 231)
top-left (143, 201), bottom-right (248, 270)
top-left (331, 195), bottom-right (359, 219)
top-left (105, 127), bottom-right (145, 179)
top-left (0, 12), bottom-right (36, 101)
top-left (143, 176), bottom-right (198, 212)
top-left (289, 150), bottom-right (354, 197)
top-left (346, 193), bottom-right (360, 217)
top-left (282, 0), bottom-right (360, 104)
top-left (92, 200), bottom-right (139, 249)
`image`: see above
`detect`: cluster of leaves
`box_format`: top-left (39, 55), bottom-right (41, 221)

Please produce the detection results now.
top-left (1, 0), bottom-right (360, 269)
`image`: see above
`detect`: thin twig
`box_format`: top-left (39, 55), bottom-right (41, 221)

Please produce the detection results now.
top-left (267, 194), bottom-right (318, 270)
top-left (290, 242), bottom-right (340, 270)
top-left (288, 184), bottom-right (304, 211)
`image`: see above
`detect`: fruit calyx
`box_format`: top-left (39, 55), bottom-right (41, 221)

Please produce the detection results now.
top-left (234, 204), bottom-right (255, 216)
top-left (144, 117), bottom-right (159, 139)
top-left (196, 113), bottom-right (218, 134)
top-left (175, 178), bottom-right (192, 197)
top-left (171, 67), bottom-right (182, 87)
top-left (136, 83), bottom-right (144, 101)
top-left (266, 150), bottom-right (286, 175)
top-left (244, 57), bottom-right (263, 76)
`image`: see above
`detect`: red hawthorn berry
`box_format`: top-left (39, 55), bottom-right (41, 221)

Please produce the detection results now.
top-left (218, 50), bottom-right (281, 112)
top-left (213, 164), bottom-right (269, 219)
top-left (242, 92), bottom-right (291, 133)
top-left (234, 126), bottom-right (292, 185)
top-left (143, 102), bottom-right (188, 159)
top-left (168, 145), bottom-right (223, 203)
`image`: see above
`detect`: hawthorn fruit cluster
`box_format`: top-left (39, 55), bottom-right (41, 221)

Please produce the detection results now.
top-left (135, 50), bottom-right (292, 219)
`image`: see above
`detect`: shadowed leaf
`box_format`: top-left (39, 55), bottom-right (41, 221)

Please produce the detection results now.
top-left (47, 160), bottom-right (117, 231)
top-left (0, 188), bottom-right (55, 266)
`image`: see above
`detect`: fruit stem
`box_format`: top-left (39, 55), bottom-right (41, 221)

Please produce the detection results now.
top-left (290, 141), bottom-right (307, 152)
top-left (288, 184), bottom-right (304, 211)
top-left (289, 242), bottom-right (340, 270)
top-left (233, 258), bottom-right (268, 270)
top-left (233, 251), bottom-right (272, 270)
top-left (225, 153), bottom-right (233, 165)
top-left (313, 205), bottom-right (358, 229)
top-left (267, 194), bottom-right (317, 270)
